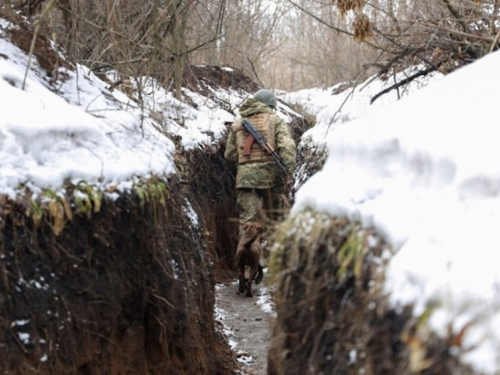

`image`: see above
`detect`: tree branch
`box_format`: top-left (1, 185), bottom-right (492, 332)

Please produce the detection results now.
top-left (490, 27), bottom-right (500, 52)
top-left (441, 0), bottom-right (468, 33)
top-left (247, 56), bottom-right (265, 88)
top-left (285, 0), bottom-right (353, 37)
top-left (370, 66), bottom-right (437, 105)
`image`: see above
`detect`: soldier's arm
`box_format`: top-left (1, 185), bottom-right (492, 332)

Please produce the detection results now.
top-left (275, 118), bottom-right (297, 174)
top-left (224, 127), bottom-right (237, 163)
top-left (224, 126), bottom-right (238, 175)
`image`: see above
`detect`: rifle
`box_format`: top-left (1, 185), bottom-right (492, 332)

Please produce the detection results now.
top-left (241, 119), bottom-right (288, 174)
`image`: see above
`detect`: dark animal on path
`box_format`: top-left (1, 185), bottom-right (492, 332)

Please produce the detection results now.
top-left (234, 224), bottom-right (263, 298)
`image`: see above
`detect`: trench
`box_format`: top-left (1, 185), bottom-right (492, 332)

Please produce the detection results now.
top-left (215, 275), bottom-right (276, 375)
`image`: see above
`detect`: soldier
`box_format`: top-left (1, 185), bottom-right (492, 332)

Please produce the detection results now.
top-left (224, 89), bottom-right (297, 284)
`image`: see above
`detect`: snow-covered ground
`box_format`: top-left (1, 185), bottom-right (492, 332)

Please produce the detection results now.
top-left (279, 65), bottom-right (443, 144)
top-left (290, 51), bottom-right (500, 373)
top-left (0, 19), bottom-right (174, 199)
top-left (0, 15), bottom-right (300, 200)
top-left (0, 17), bottom-right (276, 199)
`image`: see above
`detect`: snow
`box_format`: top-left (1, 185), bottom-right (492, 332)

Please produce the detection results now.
top-left (257, 291), bottom-right (276, 316)
top-left (17, 332), bottom-right (30, 344)
top-left (0, 19), bottom-right (241, 198)
top-left (256, 270), bottom-right (277, 317)
top-left (183, 199), bottom-right (199, 227)
top-left (291, 50), bottom-right (500, 373)
top-left (133, 76), bottom-right (238, 149)
top-left (0, 31), bottom-right (175, 198)
top-left (279, 65), bottom-right (443, 144)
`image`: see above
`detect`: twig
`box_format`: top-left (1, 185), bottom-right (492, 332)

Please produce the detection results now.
top-left (324, 70), bottom-right (367, 137)
top-left (370, 66), bottom-right (436, 105)
top-left (150, 292), bottom-right (175, 308)
top-left (285, 0), bottom-right (353, 37)
top-left (246, 57), bottom-right (264, 88)
top-left (91, 58), bottom-right (150, 72)
top-left (9, 330), bottom-right (29, 354)
top-left (441, 0), bottom-right (468, 32)
top-left (490, 28), bottom-right (500, 52)
top-left (106, 79), bottom-right (123, 92)
top-left (285, 0), bottom-right (383, 50)
top-left (22, 0), bottom-right (57, 90)
top-left (70, 135), bottom-right (105, 180)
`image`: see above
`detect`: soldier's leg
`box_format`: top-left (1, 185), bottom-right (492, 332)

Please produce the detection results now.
top-left (236, 188), bottom-right (261, 236)
top-left (254, 189), bottom-right (276, 284)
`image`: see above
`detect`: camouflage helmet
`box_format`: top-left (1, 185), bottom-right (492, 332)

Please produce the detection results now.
top-left (253, 89), bottom-right (277, 109)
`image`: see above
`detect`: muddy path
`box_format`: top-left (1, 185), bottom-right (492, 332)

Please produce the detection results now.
top-left (215, 272), bottom-right (276, 375)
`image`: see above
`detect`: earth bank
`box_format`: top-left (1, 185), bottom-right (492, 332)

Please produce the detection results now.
top-left (0, 178), bottom-right (235, 374)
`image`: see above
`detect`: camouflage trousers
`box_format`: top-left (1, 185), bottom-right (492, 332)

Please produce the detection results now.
top-left (236, 186), bottom-right (289, 237)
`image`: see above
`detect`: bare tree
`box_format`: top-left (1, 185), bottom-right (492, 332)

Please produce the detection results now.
top-left (6, 0), bottom-right (496, 93)
top-left (282, 0), bottom-right (499, 92)
top-left (192, 0), bottom-right (291, 85)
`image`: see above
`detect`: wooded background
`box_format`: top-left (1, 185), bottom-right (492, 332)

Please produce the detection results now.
top-left (4, 0), bottom-right (500, 94)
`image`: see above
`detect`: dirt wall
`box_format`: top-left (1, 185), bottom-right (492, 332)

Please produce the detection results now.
top-left (0, 178), bottom-right (235, 375)
top-left (180, 143), bottom-right (240, 283)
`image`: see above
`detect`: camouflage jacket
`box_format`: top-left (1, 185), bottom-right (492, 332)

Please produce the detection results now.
top-left (224, 99), bottom-right (297, 189)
